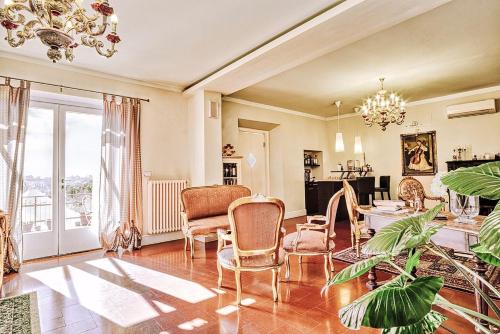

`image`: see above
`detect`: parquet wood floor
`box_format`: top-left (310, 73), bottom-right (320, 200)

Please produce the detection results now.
top-left (2, 217), bottom-right (477, 333)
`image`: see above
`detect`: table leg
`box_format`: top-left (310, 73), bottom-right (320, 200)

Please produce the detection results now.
top-left (366, 228), bottom-right (379, 291)
top-left (473, 255), bottom-right (489, 333)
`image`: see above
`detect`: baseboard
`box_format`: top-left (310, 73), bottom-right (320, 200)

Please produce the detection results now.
top-left (285, 209), bottom-right (307, 219)
top-left (142, 231), bottom-right (184, 246)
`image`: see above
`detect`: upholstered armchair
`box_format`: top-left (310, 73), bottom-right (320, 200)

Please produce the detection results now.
top-left (217, 195), bottom-right (285, 305)
top-left (343, 180), bottom-right (370, 258)
top-left (283, 190), bottom-right (343, 282)
top-left (398, 176), bottom-right (445, 209)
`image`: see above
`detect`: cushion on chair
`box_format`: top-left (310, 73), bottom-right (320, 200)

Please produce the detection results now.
top-left (283, 230), bottom-right (334, 252)
top-left (187, 215), bottom-right (229, 236)
top-left (218, 246), bottom-right (285, 268)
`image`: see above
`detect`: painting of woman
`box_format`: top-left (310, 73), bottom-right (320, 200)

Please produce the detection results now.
top-left (401, 131), bottom-right (437, 176)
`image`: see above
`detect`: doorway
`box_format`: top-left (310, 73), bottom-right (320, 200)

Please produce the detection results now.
top-left (238, 128), bottom-right (270, 195)
top-left (22, 101), bottom-right (102, 260)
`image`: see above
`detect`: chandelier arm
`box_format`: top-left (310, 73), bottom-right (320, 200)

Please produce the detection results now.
top-left (80, 35), bottom-right (117, 58)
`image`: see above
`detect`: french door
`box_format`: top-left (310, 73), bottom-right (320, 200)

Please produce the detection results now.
top-left (22, 102), bottom-right (102, 260)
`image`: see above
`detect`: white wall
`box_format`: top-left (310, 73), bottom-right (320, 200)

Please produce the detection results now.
top-left (222, 100), bottom-right (331, 216)
top-left (0, 56), bottom-right (190, 180)
top-left (327, 90), bottom-right (500, 205)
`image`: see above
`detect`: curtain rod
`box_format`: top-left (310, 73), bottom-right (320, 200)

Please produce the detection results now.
top-left (0, 74), bottom-right (150, 103)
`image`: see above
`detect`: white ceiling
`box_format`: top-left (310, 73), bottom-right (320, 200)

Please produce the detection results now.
top-left (0, 0), bottom-right (338, 87)
top-left (230, 0), bottom-right (500, 117)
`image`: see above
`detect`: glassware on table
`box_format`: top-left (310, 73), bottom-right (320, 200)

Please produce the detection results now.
top-left (450, 190), bottom-right (480, 224)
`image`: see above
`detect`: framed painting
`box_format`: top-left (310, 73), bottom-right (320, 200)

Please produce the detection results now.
top-left (400, 130), bottom-right (437, 176)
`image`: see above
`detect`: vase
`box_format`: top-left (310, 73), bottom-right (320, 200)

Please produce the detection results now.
top-left (450, 191), bottom-right (479, 224)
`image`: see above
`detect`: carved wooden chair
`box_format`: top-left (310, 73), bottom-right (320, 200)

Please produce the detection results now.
top-left (398, 176), bottom-right (445, 209)
top-left (283, 190), bottom-right (343, 282)
top-left (216, 195), bottom-right (285, 305)
top-left (343, 180), bottom-right (370, 258)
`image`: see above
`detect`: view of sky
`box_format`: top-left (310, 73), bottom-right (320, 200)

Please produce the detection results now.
top-left (24, 107), bottom-right (102, 178)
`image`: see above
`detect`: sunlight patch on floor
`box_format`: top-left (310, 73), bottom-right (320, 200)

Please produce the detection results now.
top-left (86, 258), bottom-right (216, 303)
top-left (216, 304), bottom-right (239, 315)
top-left (177, 318), bottom-right (208, 330)
top-left (152, 300), bottom-right (176, 313)
top-left (27, 265), bottom-right (159, 327)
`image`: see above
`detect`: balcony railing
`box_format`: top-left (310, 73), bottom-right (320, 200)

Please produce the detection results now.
top-left (21, 192), bottom-right (93, 233)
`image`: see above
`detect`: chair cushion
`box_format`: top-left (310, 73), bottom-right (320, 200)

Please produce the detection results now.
top-left (218, 246), bottom-right (284, 269)
top-left (283, 230), bottom-right (334, 252)
top-left (187, 215), bottom-right (229, 236)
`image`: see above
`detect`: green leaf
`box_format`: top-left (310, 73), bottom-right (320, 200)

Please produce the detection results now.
top-left (362, 204), bottom-right (444, 256)
top-left (476, 202), bottom-right (500, 265)
top-left (381, 311), bottom-right (447, 334)
top-left (404, 250), bottom-right (422, 274)
top-left (328, 254), bottom-right (390, 286)
top-left (471, 243), bottom-right (500, 267)
top-left (441, 161), bottom-right (500, 200)
top-left (339, 276), bottom-right (444, 330)
top-left (405, 224), bottom-right (443, 250)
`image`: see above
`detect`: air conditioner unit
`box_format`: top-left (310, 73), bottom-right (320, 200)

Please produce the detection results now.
top-left (446, 99), bottom-right (496, 119)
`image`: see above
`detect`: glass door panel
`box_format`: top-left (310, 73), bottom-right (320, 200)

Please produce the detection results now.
top-left (22, 103), bottom-right (58, 260)
top-left (58, 106), bottom-right (101, 254)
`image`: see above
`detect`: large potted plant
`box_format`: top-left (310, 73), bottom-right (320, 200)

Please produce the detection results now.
top-left (325, 161), bottom-right (500, 333)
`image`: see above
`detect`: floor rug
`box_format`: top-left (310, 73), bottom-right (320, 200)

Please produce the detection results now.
top-left (333, 246), bottom-right (499, 297)
top-left (0, 292), bottom-right (40, 334)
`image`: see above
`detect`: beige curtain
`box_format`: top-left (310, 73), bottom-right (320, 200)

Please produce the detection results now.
top-left (0, 79), bottom-right (30, 272)
top-left (99, 95), bottom-right (143, 251)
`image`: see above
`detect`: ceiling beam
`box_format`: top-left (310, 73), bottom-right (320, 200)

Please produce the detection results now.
top-left (183, 0), bottom-right (451, 96)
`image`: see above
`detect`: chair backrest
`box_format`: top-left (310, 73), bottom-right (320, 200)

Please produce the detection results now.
top-left (343, 180), bottom-right (359, 224)
top-left (356, 176), bottom-right (375, 194)
top-left (379, 175), bottom-right (390, 189)
top-left (228, 195), bottom-right (285, 258)
top-left (181, 185), bottom-right (251, 220)
top-left (398, 176), bottom-right (426, 207)
top-left (325, 190), bottom-right (343, 237)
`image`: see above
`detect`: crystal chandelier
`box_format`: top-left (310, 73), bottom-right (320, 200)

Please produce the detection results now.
top-left (358, 78), bottom-right (406, 131)
top-left (0, 0), bottom-right (121, 63)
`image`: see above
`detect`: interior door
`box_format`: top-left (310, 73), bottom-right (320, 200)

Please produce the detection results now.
top-left (58, 106), bottom-right (101, 254)
top-left (22, 103), bottom-right (102, 260)
top-left (238, 129), bottom-right (269, 195)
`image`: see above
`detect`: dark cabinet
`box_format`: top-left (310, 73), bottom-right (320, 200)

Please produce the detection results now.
top-left (305, 182), bottom-right (319, 215)
top-left (305, 180), bottom-right (357, 221)
top-left (446, 159), bottom-right (498, 215)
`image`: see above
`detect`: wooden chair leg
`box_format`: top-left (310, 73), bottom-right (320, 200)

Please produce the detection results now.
top-left (387, 191), bottom-right (391, 200)
top-left (284, 254), bottom-right (291, 281)
top-left (298, 255), bottom-right (303, 264)
top-left (350, 231), bottom-right (355, 249)
top-left (183, 236), bottom-right (188, 252)
top-left (272, 268), bottom-right (279, 302)
top-left (323, 254), bottom-right (329, 282)
top-left (217, 260), bottom-right (223, 288)
top-left (235, 270), bottom-right (242, 305)
top-left (381, 191), bottom-right (384, 200)
top-left (189, 236), bottom-right (195, 259)
top-left (356, 238), bottom-right (360, 258)
top-left (328, 252), bottom-right (335, 274)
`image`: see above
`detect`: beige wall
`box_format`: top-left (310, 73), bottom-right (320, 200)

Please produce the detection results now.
top-left (222, 101), bottom-right (331, 215)
top-left (1, 56), bottom-right (190, 180)
top-left (327, 91), bottom-right (500, 205)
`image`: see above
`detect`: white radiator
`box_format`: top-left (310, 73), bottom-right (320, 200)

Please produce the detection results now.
top-left (146, 179), bottom-right (188, 234)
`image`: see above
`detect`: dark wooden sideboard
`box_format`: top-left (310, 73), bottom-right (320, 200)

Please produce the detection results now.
top-left (305, 180), bottom-right (357, 221)
top-left (446, 159), bottom-right (498, 215)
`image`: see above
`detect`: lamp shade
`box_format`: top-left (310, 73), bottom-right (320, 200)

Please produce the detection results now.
top-left (354, 136), bottom-right (363, 154)
top-left (335, 132), bottom-right (345, 152)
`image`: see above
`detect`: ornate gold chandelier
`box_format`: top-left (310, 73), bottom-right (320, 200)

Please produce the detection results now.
top-left (0, 0), bottom-right (121, 63)
top-left (357, 78), bottom-right (406, 131)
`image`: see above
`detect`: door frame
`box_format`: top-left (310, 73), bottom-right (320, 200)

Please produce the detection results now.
top-left (238, 127), bottom-right (271, 195)
top-left (22, 93), bottom-right (102, 260)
